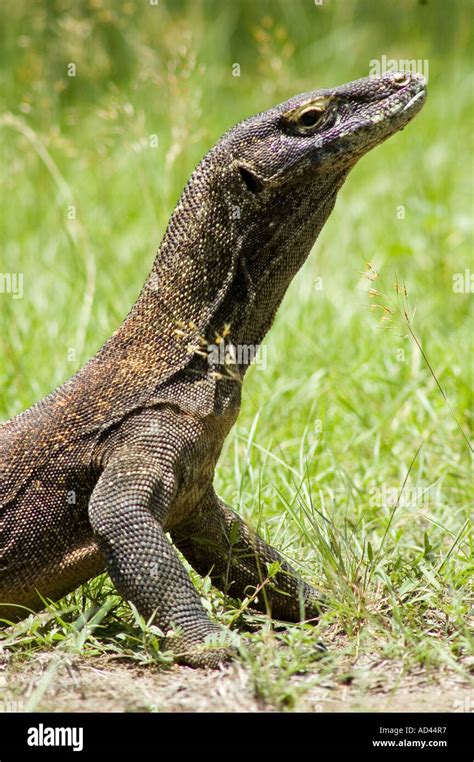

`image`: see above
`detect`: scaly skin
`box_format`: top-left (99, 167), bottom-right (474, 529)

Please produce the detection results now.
top-left (0, 73), bottom-right (426, 666)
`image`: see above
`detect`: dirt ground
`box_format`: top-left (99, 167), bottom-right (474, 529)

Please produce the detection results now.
top-left (1, 654), bottom-right (472, 713)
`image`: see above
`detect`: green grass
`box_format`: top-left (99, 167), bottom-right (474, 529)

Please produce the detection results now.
top-left (0, 0), bottom-right (472, 710)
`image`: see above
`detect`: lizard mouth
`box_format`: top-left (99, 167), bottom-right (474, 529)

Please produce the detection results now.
top-left (380, 75), bottom-right (427, 120)
top-left (400, 86), bottom-right (426, 112)
top-left (378, 74), bottom-right (426, 123)
top-left (328, 74), bottom-right (427, 158)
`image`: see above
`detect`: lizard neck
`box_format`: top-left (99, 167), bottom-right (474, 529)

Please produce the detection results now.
top-left (143, 162), bottom-right (345, 329)
top-left (202, 168), bottom-right (348, 378)
top-left (106, 158), bottom-right (348, 396)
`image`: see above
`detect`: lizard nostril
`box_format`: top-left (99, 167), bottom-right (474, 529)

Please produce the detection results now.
top-left (393, 73), bottom-right (412, 87)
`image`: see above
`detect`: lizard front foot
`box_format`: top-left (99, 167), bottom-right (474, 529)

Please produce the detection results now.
top-left (172, 630), bottom-right (240, 669)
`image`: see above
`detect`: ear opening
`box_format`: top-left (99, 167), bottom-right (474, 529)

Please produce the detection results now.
top-left (238, 164), bottom-right (265, 194)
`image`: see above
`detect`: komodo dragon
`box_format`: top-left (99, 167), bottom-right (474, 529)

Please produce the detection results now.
top-left (0, 73), bottom-right (426, 666)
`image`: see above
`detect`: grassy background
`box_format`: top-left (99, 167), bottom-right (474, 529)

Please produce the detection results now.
top-left (0, 0), bottom-right (472, 707)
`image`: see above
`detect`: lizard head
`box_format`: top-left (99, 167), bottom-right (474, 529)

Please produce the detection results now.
top-left (228, 71), bottom-right (426, 194)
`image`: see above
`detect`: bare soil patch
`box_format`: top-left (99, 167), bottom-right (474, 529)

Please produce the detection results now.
top-left (1, 654), bottom-right (472, 713)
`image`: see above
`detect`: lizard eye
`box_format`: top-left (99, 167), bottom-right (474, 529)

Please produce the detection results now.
top-left (280, 97), bottom-right (336, 134)
top-left (298, 108), bottom-right (325, 128)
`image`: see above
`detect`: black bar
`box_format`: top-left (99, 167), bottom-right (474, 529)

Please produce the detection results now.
top-left (0, 712), bottom-right (471, 757)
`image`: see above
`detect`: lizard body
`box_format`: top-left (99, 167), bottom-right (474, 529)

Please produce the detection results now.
top-left (0, 73), bottom-right (426, 666)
